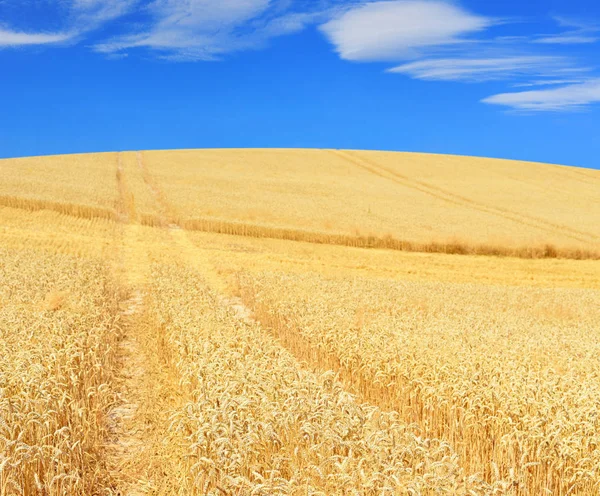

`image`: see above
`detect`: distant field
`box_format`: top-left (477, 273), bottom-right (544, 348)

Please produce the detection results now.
top-left (0, 153), bottom-right (119, 219)
top-left (140, 149), bottom-right (600, 257)
top-left (2, 149), bottom-right (599, 257)
top-left (1, 149), bottom-right (600, 495)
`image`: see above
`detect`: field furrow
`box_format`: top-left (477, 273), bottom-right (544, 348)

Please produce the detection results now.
top-left (145, 261), bottom-right (501, 495)
top-left (104, 176), bottom-right (190, 493)
top-left (333, 150), bottom-right (598, 245)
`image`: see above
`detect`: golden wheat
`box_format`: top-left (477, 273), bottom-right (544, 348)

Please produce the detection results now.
top-left (238, 271), bottom-right (600, 495)
top-left (2, 148), bottom-right (600, 495)
top-left (0, 247), bottom-right (121, 495)
top-left (0, 206), bottom-right (118, 260)
top-left (147, 261), bottom-right (502, 495)
top-left (140, 148), bottom-right (600, 256)
top-left (3, 150), bottom-right (599, 259)
top-left (182, 228), bottom-right (600, 290)
top-left (0, 153), bottom-right (120, 220)
top-left (116, 152), bottom-right (164, 225)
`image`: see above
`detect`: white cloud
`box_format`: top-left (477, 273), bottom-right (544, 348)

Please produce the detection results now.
top-left (0, 0), bottom-right (137, 48)
top-left (535, 34), bottom-right (598, 44)
top-left (512, 78), bottom-right (588, 88)
top-left (2, 0), bottom-right (600, 116)
top-left (95, 0), bottom-right (329, 60)
top-left (389, 56), bottom-right (573, 82)
top-left (482, 79), bottom-right (600, 111)
top-left (318, 2), bottom-right (600, 111)
top-left (69, 0), bottom-right (139, 27)
top-left (533, 16), bottom-right (599, 45)
top-left (148, 0), bottom-right (272, 27)
top-left (553, 15), bottom-right (598, 30)
top-left (0, 28), bottom-right (73, 46)
top-left (319, 0), bottom-right (493, 61)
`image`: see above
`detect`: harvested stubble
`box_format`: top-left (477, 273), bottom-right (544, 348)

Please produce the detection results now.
top-left (0, 248), bottom-right (121, 495)
top-left (148, 262), bottom-right (503, 495)
top-left (238, 272), bottom-right (600, 495)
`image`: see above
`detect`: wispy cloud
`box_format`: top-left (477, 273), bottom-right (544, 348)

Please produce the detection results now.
top-left (69, 0), bottom-right (140, 27)
top-left (535, 34), bottom-right (598, 44)
top-left (94, 0), bottom-right (331, 60)
top-left (388, 56), bottom-right (579, 82)
top-left (0, 0), bottom-right (138, 48)
top-left (3, 0), bottom-right (600, 113)
top-left (0, 28), bottom-right (73, 47)
top-left (483, 79), bottom-right (600, 111)
top-left (511, 78), bottom-right (589, 88)
top-left (320, 1), bottom-right (493, 61)
top-left (2, 0), bottom-right (333, 56)
top-left (533, 16), bottom-right (599, 45)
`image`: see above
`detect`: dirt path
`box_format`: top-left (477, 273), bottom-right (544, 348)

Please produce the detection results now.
top-left (105, 288), bottom-right (149, 495)
top-left (169, 226), bottom-right (230, 294)
top-left (137, 151), bottom-right (177, 225)
top-left (105, 272), bottom-right (187, 494)
top-left (103, 152), bottom-right (260, 494)
top-left (105, 166), bottom-right (188, 494)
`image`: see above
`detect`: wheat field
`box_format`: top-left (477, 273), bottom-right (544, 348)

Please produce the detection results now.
top-left (138, 149), bottom-right (600, 257)
top-left (0, 149), bottom-right (599, 495)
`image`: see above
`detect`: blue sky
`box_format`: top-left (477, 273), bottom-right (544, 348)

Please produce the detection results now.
top-left (1, 0), bottom-right (599, 169)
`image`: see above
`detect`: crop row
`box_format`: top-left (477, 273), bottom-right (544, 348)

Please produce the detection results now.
top-left (238, 272), bottom-right (600, 495)
top-left (146, 262), bottom-right (502, 494)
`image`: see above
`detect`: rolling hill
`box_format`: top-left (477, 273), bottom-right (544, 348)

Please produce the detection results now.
top-left (2, 149), bottom-right (599, 258)
top-left (2, 149), bottom-right (600, 495)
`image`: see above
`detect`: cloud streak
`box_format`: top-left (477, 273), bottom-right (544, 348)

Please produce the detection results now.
top-left (318, 1), bottom-right (600, 111)
top-left (533, 16), bottom-right (599, 45)
top-left (2, 0), bottom-right (600, 112)
top-left (535, 34), bottom-right (598, 44)
top-left (0, 0), bottom-right (138, 48)
top-left (483, 79), bottom-right (600, 111)
top-left (388, 56), bottom-right (580, 82)
top-left (69, 0), bottom-right (140, 27)
top-left (0, 28), bottom-right (73, 47)
top-left (94, 0), bottom-right (331, 60)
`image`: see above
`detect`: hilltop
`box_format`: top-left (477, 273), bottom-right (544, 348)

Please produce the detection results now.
top-left (1, 149), bottom-right (599, 258)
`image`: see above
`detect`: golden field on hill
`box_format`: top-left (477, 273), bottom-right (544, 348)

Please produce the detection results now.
top-left (3, 149), bottom-right (600, 256)
top-left (0, 149), bottom-right (599, 495)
